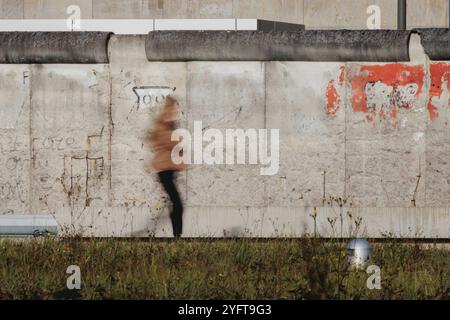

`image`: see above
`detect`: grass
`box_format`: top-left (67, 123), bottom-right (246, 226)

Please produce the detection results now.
top-left (0, 237), bottom-right (448, 300)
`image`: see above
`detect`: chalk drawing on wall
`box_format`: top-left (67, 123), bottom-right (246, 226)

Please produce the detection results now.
top-left (132, 86), bottom-right (176, 110)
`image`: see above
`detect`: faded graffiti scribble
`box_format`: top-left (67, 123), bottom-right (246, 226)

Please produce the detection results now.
top-left (0, 133), bottom-right (24, 154)
top-left (0, 179), bottom-right (26, 202)
top-left (62, 155), bottom-right (105, 208)
top-left (132, 86), bottom-right (176, 109)
top-left (32, 136), bottom-right (76, 151)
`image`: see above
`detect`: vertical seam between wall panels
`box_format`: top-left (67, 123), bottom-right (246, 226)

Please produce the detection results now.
top-left (263, 62), bottom-right (267, 205)
top-left (28, 65), bottom-right (33, 214)
top-left (424, 53), bottom-right (431, 207)
top-left (185, 61), bottom-right (189, 205)
top-left (343, 63), bottom-right (348, 199)
top-left (107, 63), bottom-right (113, 207)
top-left (262, 61), bottom-right (267, 234)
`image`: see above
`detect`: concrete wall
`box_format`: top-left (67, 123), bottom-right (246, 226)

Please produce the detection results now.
top-left (1, 0), bottom-right (449, 29)
top-left (0, 65), bottom-right (31, 215)
top-left (0, 34), bottom-right (449, 238)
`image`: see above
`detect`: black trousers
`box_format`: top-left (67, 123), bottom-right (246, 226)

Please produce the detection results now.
top-left (157, 170), bottom-right (183, 237)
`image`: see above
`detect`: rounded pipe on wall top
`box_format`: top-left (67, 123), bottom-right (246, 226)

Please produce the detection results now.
top-left (145, 30), bottom-right (411, 62)
top-left (0, 32), bottom-right (112, 64)
top-left (414, 28), bottom-right (450, 60)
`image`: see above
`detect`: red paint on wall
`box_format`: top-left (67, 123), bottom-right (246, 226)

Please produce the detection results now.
top-left (338, 65), bottom-right (345, 85)
top-left (325, 80), bottom-right (340, 116)
top-left (349, 64), bottom-right (424, 112)
top-left (325, 66), bottom-right (346, 117)
top-left (428, 62), bottom-right (450, 121)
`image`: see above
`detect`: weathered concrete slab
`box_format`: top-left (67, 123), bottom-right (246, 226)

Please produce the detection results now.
top-left (182, 207), bottom-right (265, 237)
top-left (304, 0), bottom-right (396, 29)
top-left (29, 64), bottom-right (110, 215)
top-left (350, 207), bottom-right (450, 238)
top-left (108, 35), bottom-right (187, 209)
top-left (266, 62), bottom-right (346, 207)
top-left (344, 63), bottom-right (428, 207)
top-left (408, 0), bottom-right (448, 29)
top-left (163, 0), bottom-right (233, 18)
top-left (0, 65), bottom-right (31, 215)
top-left (54, 206), bottom-right (450, 238)
top-left (233, 0), bottom-right (304, 24)
top-left (425, 62), bottom-right (450, 207)
top-left (94, 0), bottom-right (233, 19)
top-left (93, 0), bottom-right (162, 19)
top-left (24, 0), bottom-right (93, 19)
top-left (186, 62), bottom-right (266, 207)
top-left (0, 0), bottom-right (23, 19)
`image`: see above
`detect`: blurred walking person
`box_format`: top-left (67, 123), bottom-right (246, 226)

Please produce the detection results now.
top-left (147, 96), bottom-right (187, 238)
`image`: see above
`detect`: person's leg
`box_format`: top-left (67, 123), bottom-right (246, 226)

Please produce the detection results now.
top-left (158, 170), bottom-right (183, 237)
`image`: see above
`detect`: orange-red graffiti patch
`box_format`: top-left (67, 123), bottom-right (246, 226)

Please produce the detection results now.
top-left (325, 80), bottom-right (340, 116)
top-left (348, 64), bottom-right (424, 123)
top-left (325, 66), bottom-right (345, 116)
top-left (428, 62), bottom-right (450, 121)
top-left (324, 63), bottom-right (450, 123)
